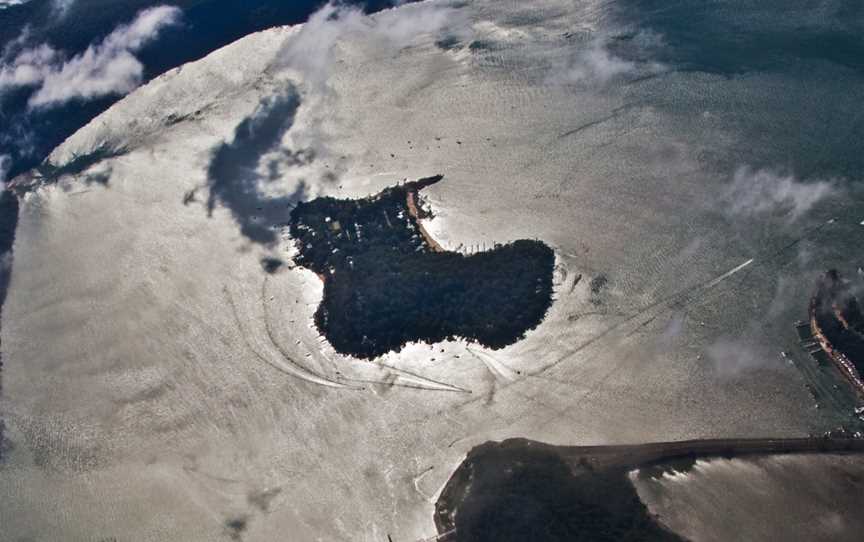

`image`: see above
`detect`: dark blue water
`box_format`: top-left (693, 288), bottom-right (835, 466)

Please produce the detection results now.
top-left (611, 0), bottom-right (864, 181)
top-left (0, 0), bottom-right (403, 181)
top-left (614, 0), bottom-right (864, 76)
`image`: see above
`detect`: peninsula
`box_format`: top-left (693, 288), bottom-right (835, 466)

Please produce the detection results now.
top-left (435, 437), bottom-right (864, 542)
top-left (810, 270), bottom-right (864, 397)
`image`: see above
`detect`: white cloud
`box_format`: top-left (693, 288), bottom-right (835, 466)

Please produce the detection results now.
top-left (0, 24), bottom-right (32, 58)
top-left (658, 313), bottom-right (685, 346)
top-left (50, 0), bottom-right (76, 19)
top-left (721, 166), bottom-right (840, 223)
top-left (705, 335), bottom-right (775, 377)
top-left (0, 252), bottom-right (11, 272)
top-left (0, 0), bottom-right (32, 10)
top-left (278, 3), bottom-right (366, 89)
top-left (549, 32), bottom-right (664, 87)
top-left (270, 0), bottom-right (466, 173)
top-left (0, 5), bottom-right (182, 109)
top-left (560, 39), bottom-right (636, 84)
top-left (707, 271), bottom-right (808, 377)
top-left (375, 2), bottom-right (455, 45)
top-left (0, 43), bottom-right (59, 88)
top-left (278, 1), bottom-right (459, 90)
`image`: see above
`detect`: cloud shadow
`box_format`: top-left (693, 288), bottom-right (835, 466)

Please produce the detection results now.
top-left (206, 87), bottom-right (309, 245)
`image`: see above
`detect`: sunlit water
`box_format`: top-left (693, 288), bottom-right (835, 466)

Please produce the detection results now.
top-left (1, 0), bottom-right (864, 540)
top-left (633, 453), bottom-right (864, 542)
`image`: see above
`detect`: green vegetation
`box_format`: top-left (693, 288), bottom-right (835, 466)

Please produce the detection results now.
top-left (289, 175), bottom-right (555, 359)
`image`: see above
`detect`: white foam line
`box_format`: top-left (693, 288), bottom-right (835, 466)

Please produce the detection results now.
top-left (225, 286), bottom-right (352, 389)
top-left (467, 347), bottom-right (518, 382)
top-left (376, 362), bottom-right (471, 393)
top-left (412, 466), bottom-right (436, 501)
top-left (704, 258), bottom-right (754, 290)
top-left (262, 349), bottom-right (351, 389)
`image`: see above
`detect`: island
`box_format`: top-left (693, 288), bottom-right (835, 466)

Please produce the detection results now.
top-left (810, 269), bottom-right (864, 397)
top-left (288, 175), bottom-right (555, 359)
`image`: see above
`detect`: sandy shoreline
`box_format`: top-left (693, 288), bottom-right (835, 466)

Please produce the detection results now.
top-left (406, 188), bottom-right (444, 253)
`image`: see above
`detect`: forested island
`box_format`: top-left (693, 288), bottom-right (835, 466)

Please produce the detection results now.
top-left (288, 175), bottom-right (555, 359)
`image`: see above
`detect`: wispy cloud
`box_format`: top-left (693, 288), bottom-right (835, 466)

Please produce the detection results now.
top-left (0, 153), bottom-right (10, 189)
top-left (548, 31), bottom-right (664, 87)
top-left (705, 334), bottom-right (775, 377)
top-left (0, 5), bottom-right (182, 109)
top-left (0, 42), bottom-right (59, 88)
top-left (277, 3), bottom-right (366, 89)
top-left (704, 278), bottom-right (792, 377)
top-left (376, 2), bottom-right (455, 46)
top-left (277, 1), bottom-right (458, 90)
top-left (720, 166), bottom-right (840, 223)
top-left (0, 0), bottom-right (32, 11)
top-left (706, 264), bottom-right (812, 377)
top-left (269, 0), bottom-right (463, 181)
top-left (50, 0), bottom-right (76, 19)
top-left (557, 38), bottom-right (637, 85)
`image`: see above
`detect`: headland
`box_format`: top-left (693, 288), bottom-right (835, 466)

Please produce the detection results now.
top-left (435, 437), bottom-right (864, 542)
top-left (809, 270), bottom-right (864, 398)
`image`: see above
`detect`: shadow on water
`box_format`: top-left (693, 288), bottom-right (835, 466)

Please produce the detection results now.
top-left (205, 87), bottom-right (309, 245)
top-left (0, 0), bottom-right (412, 182)
top-left (34, 144), bottom-right (125, 186)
